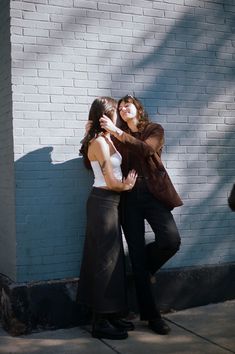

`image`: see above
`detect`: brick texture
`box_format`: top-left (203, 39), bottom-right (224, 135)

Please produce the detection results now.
top-left (0, 0), bottom-right (17, 280)
top-left (5, 0), bottom-right (235, 281)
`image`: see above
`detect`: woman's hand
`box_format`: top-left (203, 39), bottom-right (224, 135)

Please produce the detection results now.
top-left (100, 115), bottom-right (117, 134)
top-left (123, 170), bottom-right (138, 190)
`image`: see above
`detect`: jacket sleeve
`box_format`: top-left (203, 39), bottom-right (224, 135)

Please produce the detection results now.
top-left (118, 123), bottom-right (164, 158)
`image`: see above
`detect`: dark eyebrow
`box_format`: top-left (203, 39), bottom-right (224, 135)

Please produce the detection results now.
top-left (119, 103), bottom-right (129, 109)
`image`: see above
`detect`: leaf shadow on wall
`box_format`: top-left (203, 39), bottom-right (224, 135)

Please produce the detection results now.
top-left (115, 3), bottom-right (235, 269)
top-left (101, 2), bottom-right (235, 310)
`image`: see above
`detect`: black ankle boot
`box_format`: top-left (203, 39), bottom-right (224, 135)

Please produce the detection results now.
top-left (148, 318), bottom-right (171, 335)
top-left (92, 319), bottom-right (128, 340)
top-left (109, 318), bottom-right (135, 331)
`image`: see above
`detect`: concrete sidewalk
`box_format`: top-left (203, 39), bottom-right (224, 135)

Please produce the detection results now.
top-left (0, 300), bottom-right (234, 354)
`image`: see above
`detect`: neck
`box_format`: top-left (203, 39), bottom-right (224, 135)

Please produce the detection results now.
top-left (127, 117), bottom-right (139, 132)
top-left (101, 131), bottom-right (111, 139)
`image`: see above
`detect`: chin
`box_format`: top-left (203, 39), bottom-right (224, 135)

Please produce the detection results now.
top-left (122, 115), bottom-right (131, 120)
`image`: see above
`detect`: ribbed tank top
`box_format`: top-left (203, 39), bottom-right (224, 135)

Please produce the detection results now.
top-left (90, 151), bottom-right (122, 188)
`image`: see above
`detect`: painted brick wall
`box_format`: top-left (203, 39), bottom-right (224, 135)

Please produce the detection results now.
top-left (0, 0), bottom-right (16, 280)
top-left (8, 0), bottom-right (235, 282)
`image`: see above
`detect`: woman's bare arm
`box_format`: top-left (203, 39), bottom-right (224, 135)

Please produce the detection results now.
top-left (89, 137), bottom-right (137, 192)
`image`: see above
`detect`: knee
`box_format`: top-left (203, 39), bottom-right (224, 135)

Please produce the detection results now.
top-left (163, 235), bottom-right (181, 254)
top-left (175, 237), bottom-right (181, 251)
top-left (165, 221), bottom-right (181, 251)
top-left (171, 236), bottom-right (181, 253)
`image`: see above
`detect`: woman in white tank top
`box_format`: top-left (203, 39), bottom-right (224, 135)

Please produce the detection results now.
top-left (78, 97), bottom-right (137, 340)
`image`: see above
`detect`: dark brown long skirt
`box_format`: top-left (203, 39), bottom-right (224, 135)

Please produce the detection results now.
top-left (78, 187), bottom-right (128, 315)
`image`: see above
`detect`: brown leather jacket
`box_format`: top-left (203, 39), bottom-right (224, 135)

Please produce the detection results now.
top-left (113, 122), bottom-right (183, 210)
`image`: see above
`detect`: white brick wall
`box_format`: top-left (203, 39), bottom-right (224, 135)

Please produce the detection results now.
top-left (7, 0), bottom-right (235, 281)
top-left (0, 0), bottom-right (16, 280)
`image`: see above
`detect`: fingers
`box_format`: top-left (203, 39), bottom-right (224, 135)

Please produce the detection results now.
top-left (99, 115), bottom-right (109, 123)
top-left (99, 116), bottom-right (108, 129)
top-left (100, 116), bottom-right (117, 133)
top-left (126, 170), bottom-right (138, 185)
top-left (129, 169), bottom-right (138, 178)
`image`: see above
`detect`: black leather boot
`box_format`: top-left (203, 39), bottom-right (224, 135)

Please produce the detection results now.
top-left (92, 318), bottom-right (128, 340)
top-left (148, 318), bottom-right (171, 335)
top-left (109, 318), bottom-right (135, 331)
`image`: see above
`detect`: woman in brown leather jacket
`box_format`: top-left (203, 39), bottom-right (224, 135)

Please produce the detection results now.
top-left (100, 95), bottom-right (183, 335)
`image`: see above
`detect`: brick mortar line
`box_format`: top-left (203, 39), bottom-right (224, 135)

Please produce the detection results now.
top-left (164, 317), bottom-right (235, 354)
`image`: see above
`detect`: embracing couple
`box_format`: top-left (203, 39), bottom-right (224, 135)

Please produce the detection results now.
top-left (78, 95), bottom-right (183, 340)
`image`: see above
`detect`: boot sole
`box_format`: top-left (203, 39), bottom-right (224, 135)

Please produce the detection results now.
top-left (92, 331), bottom-right (128, 340)
top-left (148, 324), bottom-right (171, 335)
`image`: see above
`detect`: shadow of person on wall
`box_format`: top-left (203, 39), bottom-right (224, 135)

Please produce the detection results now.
top-left (13, 147), bottom-right (93, 330)
top-left (15, 146), bottom-right (93, 282)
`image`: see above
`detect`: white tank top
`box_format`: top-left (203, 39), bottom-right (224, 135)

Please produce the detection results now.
top-left (90, 151), bottom-right (123, 188)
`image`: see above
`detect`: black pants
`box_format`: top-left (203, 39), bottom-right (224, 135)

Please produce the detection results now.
top-left (121, 180), bottom-right (181, 320)
top-left (79, 188), bottom-right (128, 316)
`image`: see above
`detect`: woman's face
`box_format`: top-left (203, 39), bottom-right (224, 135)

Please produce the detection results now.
top-left (118, 100), bottom-right (138, 122)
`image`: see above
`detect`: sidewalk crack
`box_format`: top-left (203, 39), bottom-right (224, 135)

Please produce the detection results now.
top-left (164, 318), bottom-right (235, 354)
top-left (81, 326), bottom-right (123, 354)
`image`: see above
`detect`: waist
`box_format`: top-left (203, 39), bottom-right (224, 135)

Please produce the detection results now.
top-left (134, 176), bottom-right (149, 190)
top-left (91, 187), bottom-right (120, 198)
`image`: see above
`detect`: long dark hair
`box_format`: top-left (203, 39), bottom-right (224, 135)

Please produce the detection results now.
top-left (80, 97), bottom-right (117, 169)
top-left (117, 95), bottom-right (149, 132)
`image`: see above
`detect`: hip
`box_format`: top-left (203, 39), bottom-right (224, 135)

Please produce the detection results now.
top-left (88, 187), bottom-right (121, 206)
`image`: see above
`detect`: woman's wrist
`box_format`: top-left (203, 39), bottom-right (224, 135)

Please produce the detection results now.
top-left (123, 182), bottom-right (133, 191)
top-left (113, 127), bottom-right (123, 137)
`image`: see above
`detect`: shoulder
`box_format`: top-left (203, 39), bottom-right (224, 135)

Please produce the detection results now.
top-left (89, 135), bottom-right (110, 155)
top-left (146, 122), bottom-right (164, 130)
top-left (142, 122), bottom-right (164, 136)
top-left (90, 135), bottom-right (107, 147)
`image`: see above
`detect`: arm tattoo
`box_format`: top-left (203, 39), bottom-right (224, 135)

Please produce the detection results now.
top-left (99, 160), bottom-right (107, 176)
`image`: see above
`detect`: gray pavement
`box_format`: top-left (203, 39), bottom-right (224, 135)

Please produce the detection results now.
top-left (0, 300), bottom-right (234, 354)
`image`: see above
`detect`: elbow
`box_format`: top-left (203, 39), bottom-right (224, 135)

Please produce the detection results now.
top-left (106, 180), bottom-right (121, 192)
